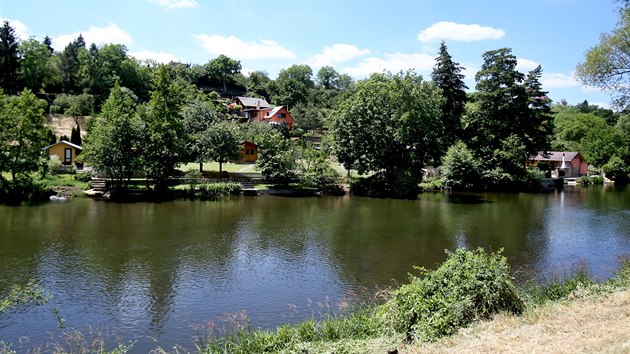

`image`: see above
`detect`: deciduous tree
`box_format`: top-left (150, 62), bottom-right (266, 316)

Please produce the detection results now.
top-left (82, 84), bottom-right (143, 190)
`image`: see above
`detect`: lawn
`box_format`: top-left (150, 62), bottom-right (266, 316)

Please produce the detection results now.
top-left (179, 162), bottom-right (257, 173)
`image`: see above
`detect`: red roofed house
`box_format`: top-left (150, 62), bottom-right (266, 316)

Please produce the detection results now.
top-left (233, 96), bottom-right (295, 130)
top-left (528, 151), bottom-right (588, 178)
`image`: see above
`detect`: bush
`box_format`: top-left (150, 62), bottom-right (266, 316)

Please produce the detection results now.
top-left (440, 141), bottom-right (482, 191)
top-left (187, 182), bottom-right (242, 200)
top-left (47, 156), bottom-right (62, 175)
top-left (74, 171), bottom-right (93, 182)
top-left (385, 248), bottom-right (524, 342)
top-left (418, 176), bottom-right (444, 192)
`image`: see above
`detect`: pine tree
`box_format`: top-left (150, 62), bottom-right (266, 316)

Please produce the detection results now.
top-left (431, 41), bottom-right (468, 163)
top-left (0, 21), bottom-right (21, 94)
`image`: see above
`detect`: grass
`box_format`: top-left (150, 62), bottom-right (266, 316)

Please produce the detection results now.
top-left (179, 162), bottom-right (256, 173)
top-left (37, 173), bottom-right (90, 190)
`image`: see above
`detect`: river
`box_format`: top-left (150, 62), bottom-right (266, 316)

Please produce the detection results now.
top-left (1, 185), bottom-right (629, 351)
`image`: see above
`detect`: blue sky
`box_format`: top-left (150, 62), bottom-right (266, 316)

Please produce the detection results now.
top-left (0, 0), bottom-right (620, 107)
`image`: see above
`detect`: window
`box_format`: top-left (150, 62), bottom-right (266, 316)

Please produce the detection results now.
top-left (277, 113), bottom-right (286, 118)
top-left (245, 149), bottom-right (249, 155)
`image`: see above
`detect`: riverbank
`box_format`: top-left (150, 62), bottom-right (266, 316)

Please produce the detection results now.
top-left (411, 289), bottom-right (630, 353)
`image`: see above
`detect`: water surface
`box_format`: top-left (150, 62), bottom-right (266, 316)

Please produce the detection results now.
top-left (1, 186), bottom-right (629, 351)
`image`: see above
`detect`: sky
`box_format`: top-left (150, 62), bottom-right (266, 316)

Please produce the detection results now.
top-left (0, 0), bottom-right (621, 108)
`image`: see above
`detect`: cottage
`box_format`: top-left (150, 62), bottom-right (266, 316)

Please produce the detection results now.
top-left (42, 140), bottom-right (82, 165)
top-left (233, 97), bottom-right (295, 130)
top-left (529, 151), bottom-right (588, 178)
top-left (237, 141), bottom-right (258, 163)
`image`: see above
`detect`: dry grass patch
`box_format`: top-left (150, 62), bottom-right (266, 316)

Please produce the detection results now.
top-left (411, 290), bottom-right (630, 354)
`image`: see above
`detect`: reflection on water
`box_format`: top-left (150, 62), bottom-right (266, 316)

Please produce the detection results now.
top-left (0, 185), bottom-right (629, 351)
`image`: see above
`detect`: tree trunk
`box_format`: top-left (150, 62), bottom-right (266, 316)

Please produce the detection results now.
top-left (199, 162), bottom-right (203, 173)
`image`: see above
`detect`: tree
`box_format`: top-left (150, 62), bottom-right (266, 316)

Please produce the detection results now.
top-left (141, 65), bottom-right (185, 191)
top-left (464, 48), bottom-right (552, 182)
top-left (203, 121), bottom-right (241, 175)
top-left (70, 124), bottom-right (82, 147)
top-left (82, 84), bottom-right (143, 190)
top-left (19, 38), bottom-right (61, 92)
top-left (440, 141), bottom-right (481, 191)
top-left (576, 5), bottom-right (630, 109)
top-left (0, 21), bottom-right (21, 94)
top-left (205, 54), bottom-right (241, 93)
top-left (246, 70), bottom-right (271, 99)
top-left (256, 129), bottom-right (297, 184)
top-left (271, 64), bottom-right (314, 108)
top-left (58, 35), bottom-right (86, 93)
top-left (0, 88), bottom-right (48, 200)
top-left (431, 41), bottom-right (468, 162)
top-left (333, 72), bottom-right (444, 196)
top-left (182, 99), bottom-right (220, 172)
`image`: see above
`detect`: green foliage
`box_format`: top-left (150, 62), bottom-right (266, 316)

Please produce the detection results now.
top-left (431, 41), bottom-right (468, 162)
top-left (465, 49), bottom-right (552, 172)
top-left (53, 93), bottom-right (94, 116)
top-left (576, 5), bottom-right (630, 109)
top-left (256, 130), bottom-right (297, 184)
top-left (0, 21), bottom-right (21, 94)
top-left (271, 64), bottom-right (314, 107)
top-left (333, 71), bottom-right (443, 197)
top-left (418, 176), bottom-right (445, 192)
top-left (186, 181), bottom-right (242, 200)
top-left (0, 280), bottom-right (65, 328)
top-left (204, 54), bottom-right (242, 93)
top-left (47, 155), bottom-right (63, 175)
top-left (297, 145), bottom-right (340, 191)
top-left (19, 37), bottom-right (61, 92)
top-left (440, 141), bottom-right (481, 191)
top-left (0, 88), bottom-right (50, 203)
top-left (385, 248), bottom-right (524, 342)
top-left (141, 65), bottom-right (186, 191)
top-left (82, 84), bottom-right (143, 190)
top-left (203, 120), bottom-right (242, 174)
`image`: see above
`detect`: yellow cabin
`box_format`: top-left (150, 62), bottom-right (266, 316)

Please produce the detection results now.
top-left (43, 140), bottom-right (82, 165)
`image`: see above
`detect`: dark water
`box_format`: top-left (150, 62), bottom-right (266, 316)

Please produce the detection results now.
top-left (1, 186), bottom-right (629, 351)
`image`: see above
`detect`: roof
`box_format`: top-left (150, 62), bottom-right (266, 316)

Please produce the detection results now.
top-left (236, 97), bottom-right (271, 109)
top-left (42, 140), bottom-right (83, 151)
top-left (531, 151), bottom-right (581, 162)
top-left (265, 106), bottom-right (283, 117)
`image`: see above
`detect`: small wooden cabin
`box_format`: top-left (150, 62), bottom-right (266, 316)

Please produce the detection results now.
top-left (43, 140), bottom-right (82, 165)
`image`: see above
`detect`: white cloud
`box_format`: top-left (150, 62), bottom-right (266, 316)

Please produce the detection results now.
top-left (52, 23), bottom-right (132, 50)
top-left (417, 21), bottom-right (505, 43)
top-left (193, 34), bottom-right (295, 60)
top-left (0, 18), bottom-right (29, 40)
top-left (308, 44), bottom-right (370, 67)
top-left (341, 52), bottom-right (435, 78)
top-left (149, 0), bottom-right (198, 9)
top-left (542, 72), bottom-right (579, 88)
top-left (517, 58), bottom-right (540, 72)
top-left (129, 50), bottom-right (180, 63)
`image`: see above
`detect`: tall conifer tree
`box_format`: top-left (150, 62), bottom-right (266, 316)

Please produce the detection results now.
top-left (0, 21), bottom-right (21, 94)
top-left (431, 41), bottom-right (468, 162)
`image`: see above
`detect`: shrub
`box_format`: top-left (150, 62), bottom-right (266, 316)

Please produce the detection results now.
top-left (47, 155), bottom-right (62, 175)
top-left (188, 182), bottom-right (242, 200)
top-left (385, 248), bottom-right (524, 342)
top-left (74, 171), bottom-right (93, 182)
top-left (419, 176), bottom-right (444, 192)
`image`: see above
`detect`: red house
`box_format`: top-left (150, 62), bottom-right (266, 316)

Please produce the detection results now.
top-left (233, 97), bottom-right (295, 130)
top-left (529, 151), bottom-right (589, 178)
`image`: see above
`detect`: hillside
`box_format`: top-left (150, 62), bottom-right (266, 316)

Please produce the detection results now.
top-left (46, 114), bottom-right (87, 141)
